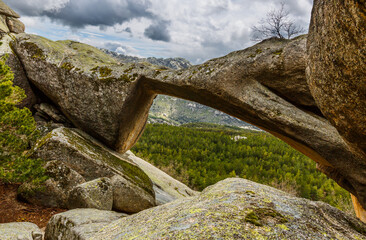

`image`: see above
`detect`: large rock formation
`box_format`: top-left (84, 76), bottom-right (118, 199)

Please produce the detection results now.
top-left (67, 177), bottom-right (114, 211)
top-left (11, 32), bottom-right (366, 210)
top-left (46, 178), bottom-right (366, 239)
top-left (45, 209), bottom-right (126, 240)
top-left (18, 160), bottom-right (86, 208)
top-left (123, 151), bottom-right (198, 204)
top-left (1, 0), bottom-right (365, 220)
top-left (11, 34), bottom-right (318, 151)
top-left (307, 0), bottom-right (366, 211)
top-left (19, 127), bottom-right (156, 213)
top-left (0, 222), bottom-right (43, 240)
top-left (0, 0), bottom-right (24, 34)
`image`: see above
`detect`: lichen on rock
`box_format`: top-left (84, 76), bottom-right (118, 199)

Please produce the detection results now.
top-left (26, 127), bottom-right (156, 212)
top-left (90, 178), bottom-right (366, 240)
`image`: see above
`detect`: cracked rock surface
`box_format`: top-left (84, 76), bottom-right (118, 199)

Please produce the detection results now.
top-left (91, 178), bottom-right (366, 240)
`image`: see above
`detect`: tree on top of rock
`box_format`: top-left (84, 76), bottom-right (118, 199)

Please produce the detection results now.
top-left (251, 2), bottom-right (305, 41)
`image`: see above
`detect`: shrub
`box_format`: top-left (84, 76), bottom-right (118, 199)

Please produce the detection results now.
top-left (0, 54), bottom-right (47, 184)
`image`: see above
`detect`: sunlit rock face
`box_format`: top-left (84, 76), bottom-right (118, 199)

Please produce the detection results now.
top-left (10, 31), bottom-right (366, 209)
top-left (90, 179), bottom-right (366, 240)
top-left (307, 0), bottom-right (366, 207)
top-left (0, 1), bottom-right (35, 109)
top-left (2, 0), bottom-right (366, 214)
top-left (0, 0), bottom-right (24, 34)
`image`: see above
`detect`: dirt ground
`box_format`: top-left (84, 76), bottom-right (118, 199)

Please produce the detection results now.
top-left (0, 182), bottom-right (66, 229)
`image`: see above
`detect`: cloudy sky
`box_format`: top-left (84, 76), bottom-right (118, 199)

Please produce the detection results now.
top-left (4, 0), bottom-right (313, 64)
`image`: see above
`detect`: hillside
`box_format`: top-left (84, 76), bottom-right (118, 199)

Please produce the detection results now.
top-left (132, 123), bottom-right (353, 213)
top-left (148, 95), bottom-right (257, 129)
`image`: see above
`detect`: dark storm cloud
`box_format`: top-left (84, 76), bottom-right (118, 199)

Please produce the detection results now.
top-left (144, 20), bottom-right (171, 42)
top-left (5, 0), bottom-right (154, 28)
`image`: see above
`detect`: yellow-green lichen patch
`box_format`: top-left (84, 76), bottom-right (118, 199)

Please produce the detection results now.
top-left (59, 40), bottom-right (118, 66)
top-left (21, 35), bottom-right (70, 62)
top-left (123, 64), bottom-right (135, 74)
top-left (154, 70), bottom-right (161, 77)
top-left (272, 49), bottom-right (283, 55)
top-left (22, 42), bottom-right (46, 60)
top-left (65, 128), bottom-right (153, 194)
top-left (205, 67), bottom-right (214, 75)
top-left (245, 211), bottom-right (263, 226)
top-left (155, 68), bottom-right (168, 71)
top-left (61, 62), bottom-right (74, 72)
top-left (175, 187), bottom-right (187, 197)
top-left (99, 66), bottom-right (112, 77)
top-left (245, 207), bottom-right (288, 227)
top-left (114, 74), bottom-right (136, 82)
top-left (256, 49), bottom-right (263, 54)
top-left (90, 66), bottom-right (113, 78)
top-left (277, 224), bottom-right (289, 231)
top-left (36, 128), bottom-right (154, 196)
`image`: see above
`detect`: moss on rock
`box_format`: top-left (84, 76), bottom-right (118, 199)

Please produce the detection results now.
top-left (33, 127), bottom-right (155, 197)
top-left (90, 178), bottom-right (366, 239)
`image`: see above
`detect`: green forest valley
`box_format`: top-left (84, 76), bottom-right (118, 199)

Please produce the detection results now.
top-left (132, 123), bottom-right (353, 214)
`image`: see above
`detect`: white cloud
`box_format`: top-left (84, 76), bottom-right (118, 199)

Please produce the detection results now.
top-left (6, 0), bottom-right (313, 63)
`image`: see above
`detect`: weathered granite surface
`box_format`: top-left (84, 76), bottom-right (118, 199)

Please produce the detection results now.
top-left (307, 0), bottom-right (366, 209)
top-left (0, 222), bottom-right (42, 240)
top-left (11, 32), bottom-right (366, 209)
top-left (67, 177), bottom-right (113, 210)
top-left (45, 209), bottom-right (126, 240)
top-left (90, 178), bottom-right (366, 240)
top-left (20, 127), bottom-right (156, 213)
top-left (123, 151), bottom-right (198, 204)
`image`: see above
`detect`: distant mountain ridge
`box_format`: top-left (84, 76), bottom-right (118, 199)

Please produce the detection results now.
top-left (102, 49), bottom-right (255, 129)
top-left (101, 49), bottom-right (192, 70)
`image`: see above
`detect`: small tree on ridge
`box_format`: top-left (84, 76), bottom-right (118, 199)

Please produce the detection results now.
top-left (251, 2), bottom-right (305, 41)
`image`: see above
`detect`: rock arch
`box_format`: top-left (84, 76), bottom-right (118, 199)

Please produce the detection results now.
top-left (3, 0), bottom-right (366, 221)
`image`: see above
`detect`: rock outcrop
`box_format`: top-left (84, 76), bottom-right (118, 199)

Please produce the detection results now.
top-left (1, 0), bottom-right (366, 222)
top-left (0, 0), bottom-right (24, 34)
top-left (123, 151), bottom-right (198, 204)
top-left (67, 177), bottom-right (113, 210)
top-left (18, 160), bottom-right (86, 208)
top-left (307, 0), bottom-right (366, 210)
top-left (44, 209), bottom-right (126, 240)
top-left (45, 178), bottom-right (366, 240)
top-left (0, 222), bottom-right (43, 240)
top-left (110, 174), bottom-right (156, 213)
top-left (11, 32), bottom-right (366, 210)
top-left (12, 34), bottom-right (317, 151)
top-left (19, 127), bottom-right (156, 213)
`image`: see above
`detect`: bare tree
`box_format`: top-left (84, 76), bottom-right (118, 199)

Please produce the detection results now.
top-left (251, 2), bottom-right (305, 41)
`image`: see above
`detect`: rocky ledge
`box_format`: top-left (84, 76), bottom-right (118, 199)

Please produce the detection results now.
top-left (44, 178), bottom-right (366, 240)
